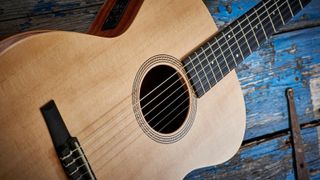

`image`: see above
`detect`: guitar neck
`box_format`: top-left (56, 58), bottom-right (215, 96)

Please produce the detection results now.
top-left (183, 0), bottom-right (310, 97)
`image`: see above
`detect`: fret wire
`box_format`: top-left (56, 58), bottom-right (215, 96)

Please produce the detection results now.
top-left (195, 51), bottom-right (212, 89)
top-left (208, 42), bottom-right (224, 78)
top-left (245, 14), bottom-right (260, 47)
top-left (216, 0), bottom-right (293, 68)
top-left (190, 0), bottom-right (274, 66)
top-left (275, 0), bottom-right (285, 25)
top-left (193, 55), bottom-right (211, 92)
top-left (202, 0), bottom-right (282, 65)
top-left (280, 0), bottom-right (293, 22)
top-left (202, 45), bottom-right (218, 83)
top-left (237, 19), bottom-right (253, 54)
top-left (189, 56), bottom-right (205, 93)
top-left (286, 0), bottom-right (294, 17)
top-left (254, 7), bottom-right (268, 40)
top-left (298, 0), bottom-right (303, 9)
top-left (264, 0), bottom-right (277, 32)
top-left (185, 0), bottom-right (296, 94)
top-left (203, 0), bottom-right (288, 77)
top-left (229, 43), bottom-right (243, 65)
top-left (188, 0), bottom-right (288, 68)
top-left (194, 0), bottom-right (273, 75)
top-left (222, 31), bottom-right (238, 66)
top-left (259, 6), bottom-right (275, 37)
top-left (268, 0), bottom-right (284, 29)
top-left (215, 37), bottom-right (230, 72)
top-left (187, 0), bottom-right (295, 96)
top-left (290, 0), bottom-right (303, 15)
top-left (230, 26), bottom-right (244, 60)
top-left (85, 0), bottom-right (310, 160)
top-left (182, 62), bottom-right (196, 92)
top-left (251, 13), bottom-right (263, 45)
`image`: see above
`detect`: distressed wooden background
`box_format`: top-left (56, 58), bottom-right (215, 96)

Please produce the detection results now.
top-left (0, 0), bottom-right (319, 179)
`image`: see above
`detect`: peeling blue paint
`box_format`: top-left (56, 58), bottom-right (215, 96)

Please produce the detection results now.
top-left (206, 0), bottom-right (260, 28)
top-left (240, 27), bottom-right (320, 140)
top-left (290, 0), bottom-right (320, 23)
top-left (187, 0), bottom-right (320, 178)
top-left (2, 0), bottom-right (319, 178)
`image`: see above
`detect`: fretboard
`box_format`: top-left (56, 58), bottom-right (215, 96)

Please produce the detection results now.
top-left (183, 0), bottom-right (311, 97)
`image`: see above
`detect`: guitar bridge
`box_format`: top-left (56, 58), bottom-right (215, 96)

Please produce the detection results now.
top-left (41, 100), bottom-right (96, 180)
top-left (58, 137), bottom-right (95, 179)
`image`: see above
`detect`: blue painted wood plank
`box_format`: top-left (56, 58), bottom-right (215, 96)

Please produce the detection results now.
top-left (240, 26), bottom-right (320, 140)
top-left (184, 0), bottom-right (320, 178)
top-left (0, 0), bottom-right (319, 177)
top-left (205, 0), bottom-right (259, 28)
top-left (206, 0), bottom-right (320, 29)
top-left (205, 0), bottom-right (320, 140)
top-left (185, 127), bottom-right (320, 179)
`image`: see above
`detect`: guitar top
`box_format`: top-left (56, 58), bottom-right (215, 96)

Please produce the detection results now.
top-left (0, 0), bottom-right (310, 179)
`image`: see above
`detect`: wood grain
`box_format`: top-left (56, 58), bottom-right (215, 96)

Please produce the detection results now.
top-left (1, 0), bottom-right (319, 179)
top-left (0, 0), bottom-right (104, 21)
top-left (0, 0), bottom-right (245, 179)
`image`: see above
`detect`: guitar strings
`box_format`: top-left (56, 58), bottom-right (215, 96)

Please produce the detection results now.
top-left (89, 2), bottom-right (295, 172)
top-left (81, 0), bottom-right (289, 149)
top-left (133, 0), bottom-right (296, 105)
top-left (109, 0), bottom-right (280, 107)
top-left (80, 0), bottom-right (292, 160)
top-left (85, 0), bottom-right (296, 159)
top-left (84, 1), bottom-right (294, 170)
top-left (77, 0), bottom-right (294, 170)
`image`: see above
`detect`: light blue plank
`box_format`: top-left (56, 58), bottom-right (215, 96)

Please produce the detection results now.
top-left (205, 0), bottom-right (320, 140)
top-left (206, 0), bottom-right (320, 29)
top-left (240, 26), bottom-right (320, 140)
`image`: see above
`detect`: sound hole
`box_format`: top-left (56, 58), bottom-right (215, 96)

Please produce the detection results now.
top-left (139, 65), bottom-right (190, 134)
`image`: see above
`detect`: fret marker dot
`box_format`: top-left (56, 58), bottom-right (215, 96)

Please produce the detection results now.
top-left (272, 12), bottom-right (275, 15)
top-left (228, 34), bottom-right (231, 38)
top-left (211, 61), bottom-right (214, 65)
top-left (236, 54), bottom-right (239, 58)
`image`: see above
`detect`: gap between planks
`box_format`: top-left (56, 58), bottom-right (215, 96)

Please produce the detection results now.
top-left (242, 119), bottom-right (320, 149)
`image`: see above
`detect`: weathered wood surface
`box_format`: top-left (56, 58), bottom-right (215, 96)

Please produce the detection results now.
top-left (188, 0), bottom-right (320, 179)
top-left (0, 0), bottom-right (104, 38)
top-left (186, 125), bottom-right (320, 179)
top-left (0, 0), bottom-right (319, 179)
top-left (240, 26), bottom-right (320, 140)
top-left (204, 0), bottom-right (320, 140)
top-left (205, 0), bottom-right (320, 30)
top-left (0, 0), bottom-right (104, 21)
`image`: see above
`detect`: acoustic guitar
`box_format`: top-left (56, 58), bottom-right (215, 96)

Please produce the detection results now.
top-left (0, 0), bottom-right (310, 179)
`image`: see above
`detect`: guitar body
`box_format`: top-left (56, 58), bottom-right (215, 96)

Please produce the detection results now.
top-left (0, 0), bottom-right (245, 179)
